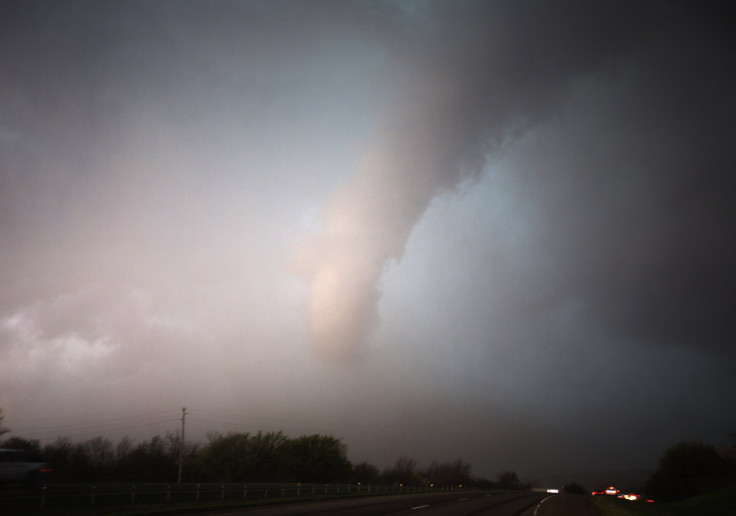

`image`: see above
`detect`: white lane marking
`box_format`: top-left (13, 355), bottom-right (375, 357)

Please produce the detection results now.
top-left (411, 504), bottom-right (429, 510)
top-left (457, 497), bottom-right (468, 501)
top-left (533, 495), bottom-right (555, 516)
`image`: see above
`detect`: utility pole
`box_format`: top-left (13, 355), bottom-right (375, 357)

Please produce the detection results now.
top-left (177, 407), bottom-right (188, 484)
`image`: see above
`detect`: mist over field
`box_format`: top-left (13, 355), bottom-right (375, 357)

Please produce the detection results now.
top-left (1, 0), bottom-right (734, 480)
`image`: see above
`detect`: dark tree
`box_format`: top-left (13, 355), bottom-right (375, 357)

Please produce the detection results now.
top-left (118, 436), bottom-right (176, 482)
top-left (80, 436), bottom-right (116, 480)
top-left (42, 438), bottom-right (77, 482)
top-left (115, 436), bottom-right (134, 464)
top-left (0, 408), bottom-right (9, 438)
top-left (382, 456), bottom-right (418, 485)
top-left (646, 440), bottom-right (733, 502)
top-left (244, 431), bottom-right (287, 480)
top-left (281, 434), bottom-right (352, 483)
top-left (423, 458), bottom-right (473, 486)
top-left (0, 436), bottom-right (42, 460)
top-left (496, 470), bottom-right (520, 490)
top-left (352, 461), bottom-right (381, 484)
top-left (197, 431), bottom-right (287, 482)
top-left (473, 477), bottom-right (495, 489)
top-left (197, 432), bottom-right (250, 481)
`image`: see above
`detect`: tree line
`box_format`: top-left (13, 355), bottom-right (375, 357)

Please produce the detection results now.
top-left (11, 408), bottom-right (733, 500)
top-left (0, 431), bottom-right (481, 485)
top-left (1, 410), bottom-right (483, 485)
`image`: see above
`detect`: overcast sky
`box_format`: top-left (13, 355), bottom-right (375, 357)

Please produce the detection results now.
top-left (1, 0), bottom-right (734, 481)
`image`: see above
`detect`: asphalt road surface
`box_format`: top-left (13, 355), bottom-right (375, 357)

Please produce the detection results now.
top-left (519, 494), bottom-right (600, 516)
top-left (206, 491), bottom-right (547, 515)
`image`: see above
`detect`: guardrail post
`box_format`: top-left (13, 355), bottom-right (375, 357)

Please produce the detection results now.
top-left (243, 484), bottom-right (247, 498)
top-left (281, 484), bottom-right (285, 497)
top-left (90, 485), bottom-right (96, 506)
top-left (324, 484), bottom-right (328, 495)
top-left (221, 485), bottom-right (225, 500)
top-left (41, 485), bottom-right (47, 509)
top-left (166, 485), bottom-right (171, 503)
top-left (131, 485), bottom-right (136, 504)
top-left (297, 483), bottom-right (301, 496)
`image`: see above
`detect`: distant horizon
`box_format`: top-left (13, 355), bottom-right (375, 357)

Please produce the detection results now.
top-left (4, 404), bottom-right (715, 483)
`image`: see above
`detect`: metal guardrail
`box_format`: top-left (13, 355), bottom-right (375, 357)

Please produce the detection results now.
top-left (2, 481), bottom-right (474, 512)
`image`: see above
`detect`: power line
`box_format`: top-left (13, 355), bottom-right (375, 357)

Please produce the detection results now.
top-left (8, 408), bottom-right (175, 424)
top-left (6, 409), bottom-right (180, 441)
top-left (187, 407), bottom-right (401, 435)
top-left (5, 406), bottom-right (405, 445)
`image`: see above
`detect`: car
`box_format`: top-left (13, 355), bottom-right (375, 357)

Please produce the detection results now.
top-left (0, 448), bottom-right (52, 486)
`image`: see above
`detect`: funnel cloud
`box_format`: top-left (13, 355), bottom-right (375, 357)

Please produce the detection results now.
top-left (300, 1), bottom-right (653, 362)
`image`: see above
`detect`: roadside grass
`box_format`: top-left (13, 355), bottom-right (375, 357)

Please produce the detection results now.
top-left (592, 486), bottom-right (736, 516)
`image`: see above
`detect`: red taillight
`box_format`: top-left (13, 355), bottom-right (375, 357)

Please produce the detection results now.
top-left (40, 469), bottom-right (52, 472)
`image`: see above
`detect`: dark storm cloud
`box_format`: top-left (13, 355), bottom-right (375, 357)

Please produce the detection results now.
top-left (511, 2), bottom-right (736, 353)
top-left (299, 0), bottom-right (668, 362)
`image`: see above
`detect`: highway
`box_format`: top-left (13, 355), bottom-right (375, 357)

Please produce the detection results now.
top-left (3, 484), bottom-right (603, 515)
top-left (206, 491), bottom-right (547, 515)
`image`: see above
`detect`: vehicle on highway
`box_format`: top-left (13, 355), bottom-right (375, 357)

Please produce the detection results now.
top-left (0, 448), bottom-right (52, 486)
top-left (592, 486), bottom-right (619, 496)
